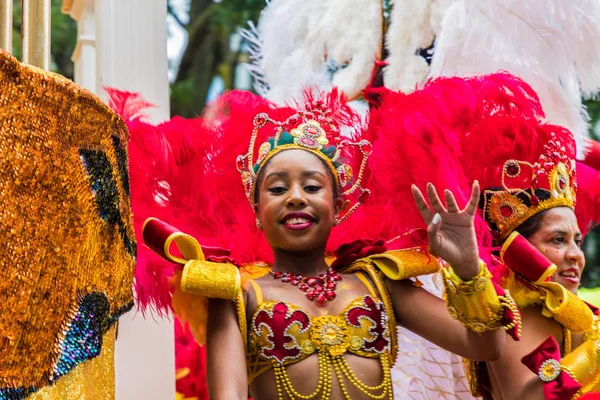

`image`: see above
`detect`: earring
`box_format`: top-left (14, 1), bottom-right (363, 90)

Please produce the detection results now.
top-left (333, 218), bottom-right (340, 226)
top-left (256, 219), bottom-right (262, 229)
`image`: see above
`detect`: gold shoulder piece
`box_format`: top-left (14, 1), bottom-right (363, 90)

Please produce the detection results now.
top-left (369, 249), bottom-right (440, 280)
top-left (181, 259), bottom-right (241, 301)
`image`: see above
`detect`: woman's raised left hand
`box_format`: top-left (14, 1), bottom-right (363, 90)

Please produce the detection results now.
top-left (411, 181), bottom-right (481, 279)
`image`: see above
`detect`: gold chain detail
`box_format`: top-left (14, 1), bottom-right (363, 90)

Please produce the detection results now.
top-left (272, 352), bottom-right (392, 399)
top-left (499, 290), bottom-right (522, 338)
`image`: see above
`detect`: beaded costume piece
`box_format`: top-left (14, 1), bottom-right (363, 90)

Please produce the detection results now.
top-left (247, 293), bottom-right (394, 399)
top-left (0, 50), bottom-right (135, 398)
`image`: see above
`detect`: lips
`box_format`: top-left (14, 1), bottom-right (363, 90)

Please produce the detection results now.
top-left (281, 212), bottom-right (316, 230)
top-left (557, 268), bottom-right (580, 286)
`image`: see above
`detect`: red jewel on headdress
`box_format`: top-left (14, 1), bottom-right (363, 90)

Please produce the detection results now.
top-left (360, 142), bottom-right (373, 156)
top-left (255, 113), bottom-right (267, 127)
top-left (288, 116), bottom-right (299, 126)
top-left (506, 162), bottom-right (520, 177)
top-left (500, 205), bottom-right (514, 218)
top-left (358, 190), bottom-right (371, 204)
top-left (558, 177), bottom-right (567, 190)
top-left (306, 126), bottom-right (318, 135)
top-left (530, 195), bottom-right (540, 207)
top-left (300, 137), bottom-right (317, 147)
top-left (236, 156), bottom-right (244, 171)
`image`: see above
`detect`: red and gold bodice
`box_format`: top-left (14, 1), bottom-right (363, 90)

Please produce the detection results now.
top-left (249, 294), bottom-right (391, 365)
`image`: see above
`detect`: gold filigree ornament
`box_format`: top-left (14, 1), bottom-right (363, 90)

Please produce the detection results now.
top-left (290, 120), bottom-right (329, 150)
top-left (310, 315), bottom-right (351, 356)
top-left (539, 359), bottom-right (561, 382)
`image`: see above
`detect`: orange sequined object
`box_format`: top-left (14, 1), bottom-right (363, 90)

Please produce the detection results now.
top-left (0, 50), bottom-right (135, 393)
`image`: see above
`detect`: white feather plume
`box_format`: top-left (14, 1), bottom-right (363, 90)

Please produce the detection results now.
top-left (429, 0), bottom-right (600, 158)
top-left (306, 0), bottom-right (383, 99)
top-left (383, 0), bottom-right (457, 92)
top-left (241, 0), bottom-right (382, 105)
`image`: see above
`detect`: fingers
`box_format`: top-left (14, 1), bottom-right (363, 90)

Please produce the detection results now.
top-left (427, 212), bottom-right (442, 248)
top-left (444, 189), bottom-right (460, 213)
top-left (411, 184), bottom-right (434, 224)
top-left (426, 183), bottom-right (447, 214)
top-left (464, 180), bottom-right (481, 216)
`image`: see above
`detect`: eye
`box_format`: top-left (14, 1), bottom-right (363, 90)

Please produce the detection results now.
top-left (305, 185), bottom-right (322, 193)
top-left (575, 238), bottom-right (583, 247)
top-left (268, 186), bottom-right (287, 194)
top-left (551, 236), bottom-right (565, 245)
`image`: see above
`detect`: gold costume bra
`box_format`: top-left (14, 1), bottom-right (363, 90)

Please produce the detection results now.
top-left (245, 273), bottom-right (394, 399)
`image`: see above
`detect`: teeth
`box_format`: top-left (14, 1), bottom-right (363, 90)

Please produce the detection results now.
top-left (286, 217), bottom-right (310, 225)
top-left (560, 272), bottom-right (577, 278)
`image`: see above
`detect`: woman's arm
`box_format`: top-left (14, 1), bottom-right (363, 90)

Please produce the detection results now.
top-left (206, 298), bottom-right (248, 400)
top-left (387, 278), bottom-right (505, 361)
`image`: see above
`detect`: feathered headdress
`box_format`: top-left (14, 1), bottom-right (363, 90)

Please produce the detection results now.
top-left (369, 72), bottom-right (600, 274)
top-left (123, 88), bottom-right (395, 314)
top-left (236, 89), bottom-right (372, 222)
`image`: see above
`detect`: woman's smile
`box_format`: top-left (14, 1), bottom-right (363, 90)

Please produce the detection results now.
top-left (281, 212), bottom-right (316, 230)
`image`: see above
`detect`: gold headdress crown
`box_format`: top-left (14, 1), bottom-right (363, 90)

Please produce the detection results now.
top-left (481, 130), bottom-right (577, 240)
top-left (236, 95), bottom-right (372, 223)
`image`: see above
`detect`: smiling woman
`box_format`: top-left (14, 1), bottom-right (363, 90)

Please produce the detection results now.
top-left (367, 73), bottom-right (600, 400)
top-left (136, 85), bottom-right (523, 400)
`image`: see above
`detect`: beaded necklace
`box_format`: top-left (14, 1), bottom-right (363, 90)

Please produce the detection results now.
top-left (270, 268), bottom-right (342, 304)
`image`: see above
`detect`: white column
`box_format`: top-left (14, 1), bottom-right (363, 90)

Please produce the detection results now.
top-left (64, 0), bottom-right (174, 398)
top-left (67, 0), bottom-right (97, 92)
top-left (95, 0), bottom-right (170, 123)
top-left (94, 2), bottom-right (175, 400)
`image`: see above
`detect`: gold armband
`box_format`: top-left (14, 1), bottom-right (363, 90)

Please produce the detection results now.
top-left (181, 259), bottom-right (241, 301)
top-left (443, 261), bottom-right (520, 336)
top-left (561, 335), bottom-right (600, 396)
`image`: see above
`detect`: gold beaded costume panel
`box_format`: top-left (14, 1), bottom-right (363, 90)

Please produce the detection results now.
top-left (0, 50), bottom-right (135, 398)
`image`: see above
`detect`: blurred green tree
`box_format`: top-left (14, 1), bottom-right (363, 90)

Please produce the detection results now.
top-left (169, 0), bottom-right (264, 118)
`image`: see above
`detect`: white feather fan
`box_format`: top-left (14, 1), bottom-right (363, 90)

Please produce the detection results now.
top-left (429, 0), bottom-right (600, 158)
top-left (242, 0), bottom-right (382, 104)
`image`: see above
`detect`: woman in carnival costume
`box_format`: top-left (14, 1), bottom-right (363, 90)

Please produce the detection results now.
top-left (130, 85), bottom-right (522, 399)
top-left (370, 72), bottom-right (600, 399)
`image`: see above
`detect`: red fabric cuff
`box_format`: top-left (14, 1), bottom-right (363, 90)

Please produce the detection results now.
top-left (521, 336), bottom-right (581, 400)
top-left (501, 232), bottom-right (554, 282)
top-left (142, 218), bottom-right (178, 260)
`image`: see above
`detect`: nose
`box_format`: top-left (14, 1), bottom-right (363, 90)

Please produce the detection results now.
top-left (566, 240), bottom-right (585, 267)
top-left (286, 184), bottom-right (307, 208)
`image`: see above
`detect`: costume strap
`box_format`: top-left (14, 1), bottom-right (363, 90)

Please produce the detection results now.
top-left (355, 272), bottom-right (378, 299)
top-left (248, 280), bottom-right (264, 306)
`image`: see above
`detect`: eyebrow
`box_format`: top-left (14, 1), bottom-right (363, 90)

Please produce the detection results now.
top-left (302, 170), bottom-right (326, 178)
top-left (549, 229), bottom-right (582, 237)
top-left (264, 170), bottom-right (326, 180)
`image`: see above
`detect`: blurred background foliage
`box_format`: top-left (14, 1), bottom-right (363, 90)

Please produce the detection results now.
top-left (11, 0), bottom-right (600, 287)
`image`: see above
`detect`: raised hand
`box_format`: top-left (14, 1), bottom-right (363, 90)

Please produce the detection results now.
top-left (411, 181), bottom-right (481, 279)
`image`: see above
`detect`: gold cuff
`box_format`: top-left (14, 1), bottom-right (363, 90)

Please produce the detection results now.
top-left (181, 259), bottom-right (241, 301)
top-left (561, 335), bottom-right (600, 395)
top-left (442, 261), bottom-right (519, 335)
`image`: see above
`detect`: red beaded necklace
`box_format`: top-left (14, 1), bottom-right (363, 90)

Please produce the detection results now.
top-left (270, 268), bottom-right (342, 304)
